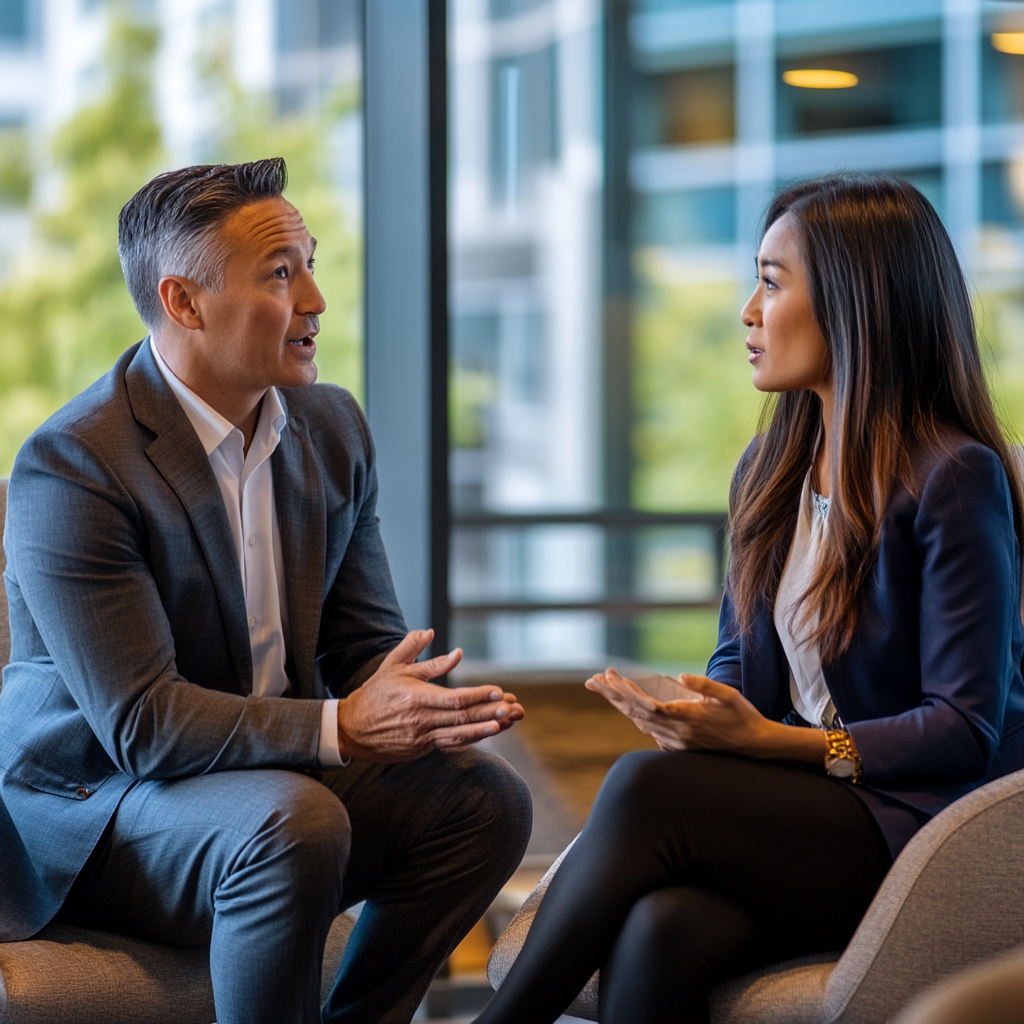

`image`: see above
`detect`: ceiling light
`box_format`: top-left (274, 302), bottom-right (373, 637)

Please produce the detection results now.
top-left (782, 69), bottom-right (859, 89)
top-left (992, 32), bottom-right (1024, 55)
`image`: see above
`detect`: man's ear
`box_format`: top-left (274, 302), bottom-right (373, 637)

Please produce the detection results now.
top-left (158, 276), bottom-right (203, 331)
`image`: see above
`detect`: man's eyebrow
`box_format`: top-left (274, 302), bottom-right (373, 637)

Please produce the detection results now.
top-left (264, 238), bottom-right (318, 260)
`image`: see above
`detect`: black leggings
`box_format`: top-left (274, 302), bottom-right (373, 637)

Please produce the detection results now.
top-left (477, 750), bottom-right (893, 1024)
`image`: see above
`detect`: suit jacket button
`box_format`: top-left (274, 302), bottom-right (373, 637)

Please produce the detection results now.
top-left (75, 787), bottom-right (92, 799)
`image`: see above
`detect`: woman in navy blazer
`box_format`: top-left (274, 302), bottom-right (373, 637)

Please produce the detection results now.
top-left (475, 175), bottom-right (1024, 1024)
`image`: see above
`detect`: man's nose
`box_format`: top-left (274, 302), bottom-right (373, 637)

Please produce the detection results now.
top-left (300, 276), bottom-right (327, 317)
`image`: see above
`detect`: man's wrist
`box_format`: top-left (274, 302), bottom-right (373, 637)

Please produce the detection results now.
top-left (335, 697), bottom-right (355, 761)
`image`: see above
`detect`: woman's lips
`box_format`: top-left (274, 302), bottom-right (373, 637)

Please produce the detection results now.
top-left (746, 343), bottom-right (763, 364)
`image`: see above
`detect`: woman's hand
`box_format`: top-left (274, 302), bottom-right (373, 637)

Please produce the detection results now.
top-left (585, 669), bottom-right (827, 763)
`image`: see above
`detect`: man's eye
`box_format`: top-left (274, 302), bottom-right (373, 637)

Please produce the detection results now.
top-left (307, 258), bottom-right (316, 273)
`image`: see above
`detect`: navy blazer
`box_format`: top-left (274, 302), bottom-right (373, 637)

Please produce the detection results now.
top-left (0, 340), bottom-right (408, 940)
top-left (707, 435), bottom-right (1024, 858)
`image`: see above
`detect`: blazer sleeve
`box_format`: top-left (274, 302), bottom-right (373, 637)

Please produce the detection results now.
top-left (847, 444), bottom-right (1021, 785)
top-left (313, 391), bottom-right (409, 697)
top-left (705, 438), bottom-right (759, 690)
top-left (706, 586), bottom-right (743, 689)
top-left (5, 428), bottom-right (324, 781)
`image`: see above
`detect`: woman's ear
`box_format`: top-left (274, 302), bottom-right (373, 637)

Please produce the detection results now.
top-left (158, 276), bottom-right (203, 331)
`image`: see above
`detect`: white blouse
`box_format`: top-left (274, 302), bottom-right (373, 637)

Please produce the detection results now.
top-left (773, 471), bottom-right (839, 729)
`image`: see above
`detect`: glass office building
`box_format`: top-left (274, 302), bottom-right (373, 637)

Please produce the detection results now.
top-left (448, 0), bottom-right (1024, 670)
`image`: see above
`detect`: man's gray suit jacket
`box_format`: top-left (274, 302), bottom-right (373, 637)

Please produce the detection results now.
top-left (0, 339), bottom-right (408, 941)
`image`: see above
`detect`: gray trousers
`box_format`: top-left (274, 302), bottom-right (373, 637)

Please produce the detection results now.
top-left (57, 749), bottom-right (533, 1024)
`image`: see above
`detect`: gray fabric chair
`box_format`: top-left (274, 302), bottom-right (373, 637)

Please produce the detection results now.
top-left (890, 942), bottom-right (1024, 1024)
top-left (488, 766), bottom-right (1024, 1023)
top-left (0, 479), bottom-right (358, 1023)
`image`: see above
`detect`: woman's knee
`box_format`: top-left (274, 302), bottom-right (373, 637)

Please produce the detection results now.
top-left (589, 750), bottom-right (687, 829)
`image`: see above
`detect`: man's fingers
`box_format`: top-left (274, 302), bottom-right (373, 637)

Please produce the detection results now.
top-left (406, 647), bottom-right (464, 681)
top-left (382, 629), bottom-right (434, 668)
top-left (429, 720), bottom-right (505, 749)
top-left (421, 701), bottom-right (524, 729)
top-left (426, 683), bottom-right (509, 709)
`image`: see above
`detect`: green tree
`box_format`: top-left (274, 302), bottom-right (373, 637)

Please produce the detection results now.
top-left (0, 17), bottom-right (162, 473)
top-left (0, 11), bottom-right (363, 476)
top-left (632, 253), bottom-right (763, 512)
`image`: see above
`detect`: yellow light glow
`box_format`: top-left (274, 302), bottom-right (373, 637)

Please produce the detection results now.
top-left (782, 69), bottom-right (859, 89)
top-left (992, 32), bottom-right (1024, 55)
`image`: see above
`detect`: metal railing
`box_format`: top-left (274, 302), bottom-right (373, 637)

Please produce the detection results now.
top-left (449, 510), bottom-right (729, 619)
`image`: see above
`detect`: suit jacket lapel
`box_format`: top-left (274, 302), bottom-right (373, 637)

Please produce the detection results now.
top-left (272, 399), bottom-right (326, 699)
top-left (125, 340), bottom-right (254, 694)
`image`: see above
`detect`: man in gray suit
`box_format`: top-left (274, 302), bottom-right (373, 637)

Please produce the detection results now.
top-left (0, 159), bottom-right (532, 1023)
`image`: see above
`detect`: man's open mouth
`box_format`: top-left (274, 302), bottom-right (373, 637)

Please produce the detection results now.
top-left (289, 336), bottom-right (316, 346)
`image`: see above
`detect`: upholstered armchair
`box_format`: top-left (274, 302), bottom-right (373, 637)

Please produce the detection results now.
top-left (489, 759), bottom-right (1024, 1022)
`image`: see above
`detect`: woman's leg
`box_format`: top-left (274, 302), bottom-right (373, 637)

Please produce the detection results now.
top-left (600, 887), bottom-right (759, 1024)
top-left (476, 749), bottom-right (892, 1024)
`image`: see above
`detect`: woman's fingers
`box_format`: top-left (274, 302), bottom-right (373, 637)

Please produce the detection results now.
top-left (586, 674), bottom-right (659, 717)
top-left (677, 674), bottom-right (737, 704)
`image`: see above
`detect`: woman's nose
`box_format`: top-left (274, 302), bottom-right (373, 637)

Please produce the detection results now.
top-left (740, 292), bottom-right (760, 329)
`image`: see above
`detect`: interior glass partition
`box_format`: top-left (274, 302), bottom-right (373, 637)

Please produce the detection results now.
top-left (448, 0), bottom-right (1024, 675)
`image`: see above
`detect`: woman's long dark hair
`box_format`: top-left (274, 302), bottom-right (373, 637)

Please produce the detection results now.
top-left (729, 173), bottom-right (1024, 662)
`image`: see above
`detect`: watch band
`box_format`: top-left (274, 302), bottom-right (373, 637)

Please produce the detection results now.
top-left (824, 729), bottom-right (863, 784)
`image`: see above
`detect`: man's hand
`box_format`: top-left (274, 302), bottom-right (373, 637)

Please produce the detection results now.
top-left (336, 629), bottom-right (524, 762)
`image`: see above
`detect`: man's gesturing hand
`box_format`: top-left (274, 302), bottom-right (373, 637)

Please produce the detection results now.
top-left (336, 629), bottom-right (524, 762)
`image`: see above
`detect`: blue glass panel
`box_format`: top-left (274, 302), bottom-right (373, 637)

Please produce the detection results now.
top-left (982, 162), bottom-right (1024, 227)
top-left (0, 0), bottom-right (27, 41)
top-left (777, 43), bottom-right (941, 137)
top-left (636, 187), bottom-right (736, 246)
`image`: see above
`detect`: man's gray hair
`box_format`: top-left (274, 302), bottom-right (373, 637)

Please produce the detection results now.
top-left (118, 158), bottom-right (288, 331)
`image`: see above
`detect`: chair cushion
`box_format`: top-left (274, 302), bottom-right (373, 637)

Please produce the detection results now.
top-left (545, 953), bottom-right (837, 1022)
top-left (709, 954), bottom-right (836, 1024)
top-left (0, 913), bottom-right (355, 1024)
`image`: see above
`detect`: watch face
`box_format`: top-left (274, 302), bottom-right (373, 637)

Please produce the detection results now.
top-left (828, 757), bottom-right (856, 778)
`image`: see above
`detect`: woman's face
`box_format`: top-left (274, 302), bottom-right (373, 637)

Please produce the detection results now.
top-left (740, 211), bottom-right (831, 397)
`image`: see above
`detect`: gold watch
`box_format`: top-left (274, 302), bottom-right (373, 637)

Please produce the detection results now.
top-left (824, 729), bottom-right (863, 784)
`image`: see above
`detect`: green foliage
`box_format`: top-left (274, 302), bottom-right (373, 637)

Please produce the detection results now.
top-left (0, 10), bottom-right (363, 477)
top-left (632, 252), bottom-right (763, 512)
top-left (0, 125), bottom-right (31, 206)
top-left (976, 288), bottom-right (1024, 443)
top-left (637, 608), bottom-right (721, 674)
top-left (0, 16), bottom-right (162, 476)
top-left (450, 367), bottom-right (496, 448)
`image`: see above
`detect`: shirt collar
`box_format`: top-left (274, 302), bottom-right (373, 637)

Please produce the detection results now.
top-left (149, 338), bottom-right (287, 457)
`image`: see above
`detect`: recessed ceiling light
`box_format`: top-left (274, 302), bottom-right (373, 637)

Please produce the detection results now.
top-left (993, 32), bottom-right (1024, 55)
top-left (782, 69), bottom-right (859, 89)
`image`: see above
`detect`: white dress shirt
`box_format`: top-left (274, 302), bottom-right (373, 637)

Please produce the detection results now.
top-left (773, 471), bottom-right (838, 729)
top-left (151, 341), bottom-right (344, 766)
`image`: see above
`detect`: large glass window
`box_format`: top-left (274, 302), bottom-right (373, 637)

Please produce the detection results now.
top-left (449, 0), bottom-right (1024, 675)
top-left (0, 0), bottom-right (363, 474)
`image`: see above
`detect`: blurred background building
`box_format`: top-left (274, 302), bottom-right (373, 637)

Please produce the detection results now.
top-left (4, 0), bottom-right (1024, 676)
top-left (447, 0), bottom-right (1024, 673)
